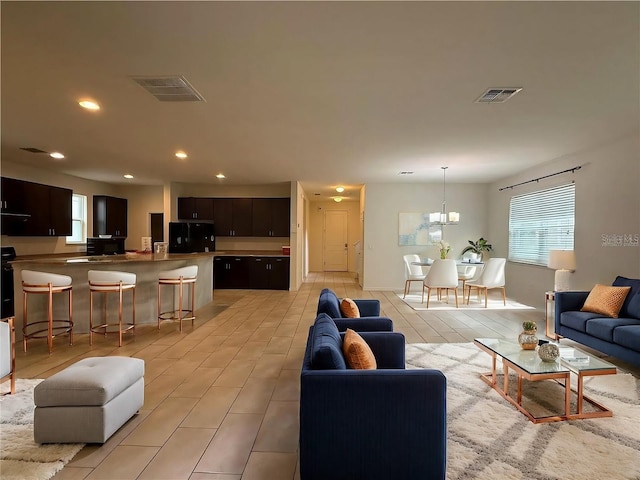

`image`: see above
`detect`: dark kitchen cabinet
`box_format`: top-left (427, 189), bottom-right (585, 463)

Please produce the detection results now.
top-left (178, 197), bottom-right (214, 220)
top-left (1, 177), bottom-right (72, 236)
top-left (93, 195), bottom-right (128, 237)
top-left (249, 256), bottom-right (290, 290)
top-left (252, 198), bottom-right (290, 237)
top-left (213, 198), bottom-right (253, 237)
top-left (214, 256), bottom-right (251, 289)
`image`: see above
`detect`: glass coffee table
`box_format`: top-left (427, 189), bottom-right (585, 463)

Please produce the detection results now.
top-left (474, 338), bottom-right (617, 424)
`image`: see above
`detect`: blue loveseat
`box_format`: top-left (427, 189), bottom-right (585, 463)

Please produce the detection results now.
top-left (316, 287), bottom-right (394, 332)
top-left (555, 276), bottom-right (640, 367)
top-left (299, 314), bottom-right (447, 480)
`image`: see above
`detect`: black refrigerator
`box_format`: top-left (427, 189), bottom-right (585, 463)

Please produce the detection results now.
top-left (169, 222), bottom-right (215, 253)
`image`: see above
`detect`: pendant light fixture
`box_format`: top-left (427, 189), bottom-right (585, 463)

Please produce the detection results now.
top-left (429, 166), bottom-right (460, 225)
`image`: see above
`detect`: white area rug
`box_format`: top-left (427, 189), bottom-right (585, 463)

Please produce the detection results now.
top-left (406, 343), bottom-right (640, 480)
top-left (0, 379), bottom-right (84, 480)
top-left (398, 292), bottom-right (535, 311)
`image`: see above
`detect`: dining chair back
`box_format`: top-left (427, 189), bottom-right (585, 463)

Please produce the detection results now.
top-left (402, 254), bottom-right (426, 298)
top-left (465, 257), bottom-right (507, 307)
top-left (422, 259), bottom-right (459, 307)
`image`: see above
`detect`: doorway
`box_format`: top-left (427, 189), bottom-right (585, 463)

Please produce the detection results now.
top-left (323, 210), bottom-right (348, 271)
top-left (150, 213), bottom-right (164, 244)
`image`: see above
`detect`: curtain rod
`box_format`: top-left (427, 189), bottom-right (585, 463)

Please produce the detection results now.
top-left (498, 165), bottom-right (582, 191)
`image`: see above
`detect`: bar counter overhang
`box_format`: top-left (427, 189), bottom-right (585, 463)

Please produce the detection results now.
top-left (9, 252), bottom-right (214, 339)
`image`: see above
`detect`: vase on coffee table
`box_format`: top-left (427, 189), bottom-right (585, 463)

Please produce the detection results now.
top-left (518, 322), bottom-right (538, 350)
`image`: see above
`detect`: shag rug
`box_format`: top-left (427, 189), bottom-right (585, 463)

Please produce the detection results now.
top-left (398, 292), bottom-right (535, 311)
top-left (0, 379), bottom-right (84, 480)
top-left (406, 343), bottom-right (640, 480)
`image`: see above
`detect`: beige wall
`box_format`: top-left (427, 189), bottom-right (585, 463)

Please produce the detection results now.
top-left (308, 200), bottom-right (361, 272)
top-left (119, 184), bottom-right (164, 251)
top-left (488, 134), bottom-right (640, 308)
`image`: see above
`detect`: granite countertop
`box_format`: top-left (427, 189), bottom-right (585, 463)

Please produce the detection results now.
top-left (10, 249), bottom-right (289, 265)
top-left (11, 252), bottom-right (216, 265)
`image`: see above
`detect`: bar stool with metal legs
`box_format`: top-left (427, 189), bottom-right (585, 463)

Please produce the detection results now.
top-left (88, 270), bottom-right (136, 347)
top-left (21, 270), bottom-right (73, 353)
top-left (157, 265), bottom-right (198, 332)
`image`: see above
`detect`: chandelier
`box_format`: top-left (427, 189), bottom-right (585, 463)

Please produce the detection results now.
top-left (429, 166), bottom-right (460, 225)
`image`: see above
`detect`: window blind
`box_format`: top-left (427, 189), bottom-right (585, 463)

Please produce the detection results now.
top-left (508, 183), bottom-right (575, 266)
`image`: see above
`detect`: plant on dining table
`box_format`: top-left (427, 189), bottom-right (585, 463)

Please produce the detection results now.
top-left (437, 240), bottom-right (451, 259)
top-left (461, 237), bottom-right (493, 258)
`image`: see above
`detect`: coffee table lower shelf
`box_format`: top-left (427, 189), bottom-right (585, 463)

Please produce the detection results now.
top-left (474, 339), bottom-right (615, 424)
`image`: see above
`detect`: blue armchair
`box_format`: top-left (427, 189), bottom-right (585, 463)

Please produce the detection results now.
top-left (316, 287), bottom-right (393, 331)
top-left (299, 315), bottom-right (447, 480)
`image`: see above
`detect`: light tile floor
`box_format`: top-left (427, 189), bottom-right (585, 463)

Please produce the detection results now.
top-left (12, 272), bottom-right (638, 480)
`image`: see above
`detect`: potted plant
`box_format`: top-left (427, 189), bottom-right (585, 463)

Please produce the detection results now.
top-left (461, 237), bottom-right (493, 261)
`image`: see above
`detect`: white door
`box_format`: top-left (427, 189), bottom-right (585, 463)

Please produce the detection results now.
top-left (323, 210), bottom-right (348, 271)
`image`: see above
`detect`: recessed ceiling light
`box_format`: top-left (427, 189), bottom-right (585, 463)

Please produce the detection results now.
top-left (49, 152), bottom-right (65, 159)
top-left (336, 186), bottom-right (345, 193)
top-left (216, 173), bottom-right (225, 179)
top-left (124, 174), bottom-right (134, 179)
top-left (175, 151), bottom-right (188, 159)
top-left (78, 100), bottom-right (100, 111)
top-left (333, 197), bottom-right (343, 203)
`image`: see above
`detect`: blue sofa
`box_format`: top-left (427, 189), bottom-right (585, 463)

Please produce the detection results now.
top-left (555, 276), bottom-right (640, 367)
top-left (300, 314), bottom-right (447, 480)
top-left (316, 287), bottom-right (394, 332)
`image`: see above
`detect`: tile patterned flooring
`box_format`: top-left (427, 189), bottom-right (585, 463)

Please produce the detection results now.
top-left (13, 272), bottom-right (638, 480)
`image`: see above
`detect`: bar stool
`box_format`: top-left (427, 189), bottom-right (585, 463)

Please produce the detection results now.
top-left (158, 265), bottom-right (198, 332)
top-left (22, 270), bottom-right (73, 353)
top-left (88, 270), bottom-right (136, 347)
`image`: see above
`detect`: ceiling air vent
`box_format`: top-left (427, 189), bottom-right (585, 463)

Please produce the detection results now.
top-left (398, 171), bottom-right (414, 175)
top-left (475, 87), bottom-right (522, 104)
top-left (20, 147), bottom-right (48, 154)
top-left (130, 75), bottom-right (206, 102)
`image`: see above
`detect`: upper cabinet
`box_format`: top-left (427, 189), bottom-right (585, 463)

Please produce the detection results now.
top-left (1, 177), bottom-right (72, 236)
top-left (177, 196), bottom-right (290, 238)
top-left (252, 198), bottom-right (290, 237)
top-left (93, 195), bottom-right (128, 237)
top-left (178, 197), bottom-right (214, 221)
top-left (213, 198), bottom-right (253, 237)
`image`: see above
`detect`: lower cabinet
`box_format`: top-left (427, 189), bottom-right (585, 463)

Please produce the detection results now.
top-left (214, 256), bottom-right (289, 290)
top-left (249, 257), bottom-right (290, 290)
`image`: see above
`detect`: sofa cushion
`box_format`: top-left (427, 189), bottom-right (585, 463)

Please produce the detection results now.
top-left (585, 317), bottom-right (640, 343)
top-left (612, 325), bottom-right (640, 352)
top-left (342, 329), bottom-right (376, 370)
top-left (612, 276), bottom-right (640, 318)
top-left (560, 311), bottom-right (603, 333)
top-left (317, 288), bottom-right (342, 318)
top-left (340, 298), bottom-right (360, 318)
top-left (580, 284), bottom-right (631, 318)
top-left (310, 314), bottom-right (346, 370)
top-left (626, 292), bottom-right (640, 319)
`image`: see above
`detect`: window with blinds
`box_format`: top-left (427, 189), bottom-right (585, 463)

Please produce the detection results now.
top-left (66, 194), bottom-right (87, 244)
top-left (508, 183), bottom-right (575, 266)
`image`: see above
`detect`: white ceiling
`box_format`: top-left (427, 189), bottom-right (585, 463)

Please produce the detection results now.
top-left (1, 2), bottom-right (638, 201)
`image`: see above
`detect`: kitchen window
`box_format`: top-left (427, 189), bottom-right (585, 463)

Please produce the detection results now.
top-left (66, 194), bottom-right (87, 244)
top-left (508, 183), bottom-right (575, 266)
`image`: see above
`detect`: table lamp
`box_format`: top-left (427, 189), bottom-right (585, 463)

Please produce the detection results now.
top-left (548, 250), bottom-right (576, 291)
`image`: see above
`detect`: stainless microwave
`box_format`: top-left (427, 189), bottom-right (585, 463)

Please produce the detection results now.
top-left (86, 237), bottom-right (125, 256)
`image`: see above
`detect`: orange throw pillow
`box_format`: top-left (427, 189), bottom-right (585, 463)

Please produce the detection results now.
top-left (581, 284), bottom-right (631, 318)
top-left (340, 298), bottom-right (360, 318)
top-left (342, 329), bottom-right (377, 370)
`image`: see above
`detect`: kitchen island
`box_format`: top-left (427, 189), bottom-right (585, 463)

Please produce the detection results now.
top-left (11, 252), bottom-right (214, 339)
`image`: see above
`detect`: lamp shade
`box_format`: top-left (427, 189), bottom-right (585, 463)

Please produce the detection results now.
top-left (548, 250), bottom-right (576, 271)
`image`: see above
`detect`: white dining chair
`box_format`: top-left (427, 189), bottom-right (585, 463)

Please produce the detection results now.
top-left (403, 254), bottom-right (427, 298)
top-left (422, 259), bottom-right (459, 308)
top-left (457, 252), bottom-right (482, 292)
top-left (465, 257), bottom-right (507, 308)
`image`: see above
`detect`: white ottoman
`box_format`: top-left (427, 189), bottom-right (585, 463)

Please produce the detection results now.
top-left (34, 356), bottom-right (144, 444)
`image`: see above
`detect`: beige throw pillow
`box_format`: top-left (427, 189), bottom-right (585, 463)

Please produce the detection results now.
top-left (340, 298), bottom-right (360, 318)
top-left (581, 284), bottom-right (631, 318)
top-left (342, 328), bottom-right (377, 370)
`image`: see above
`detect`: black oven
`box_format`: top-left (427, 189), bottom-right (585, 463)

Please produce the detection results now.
top-left (1, 246), bottom-right (16, 319)
top-left (86, 237), bottom-right (125, 256)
